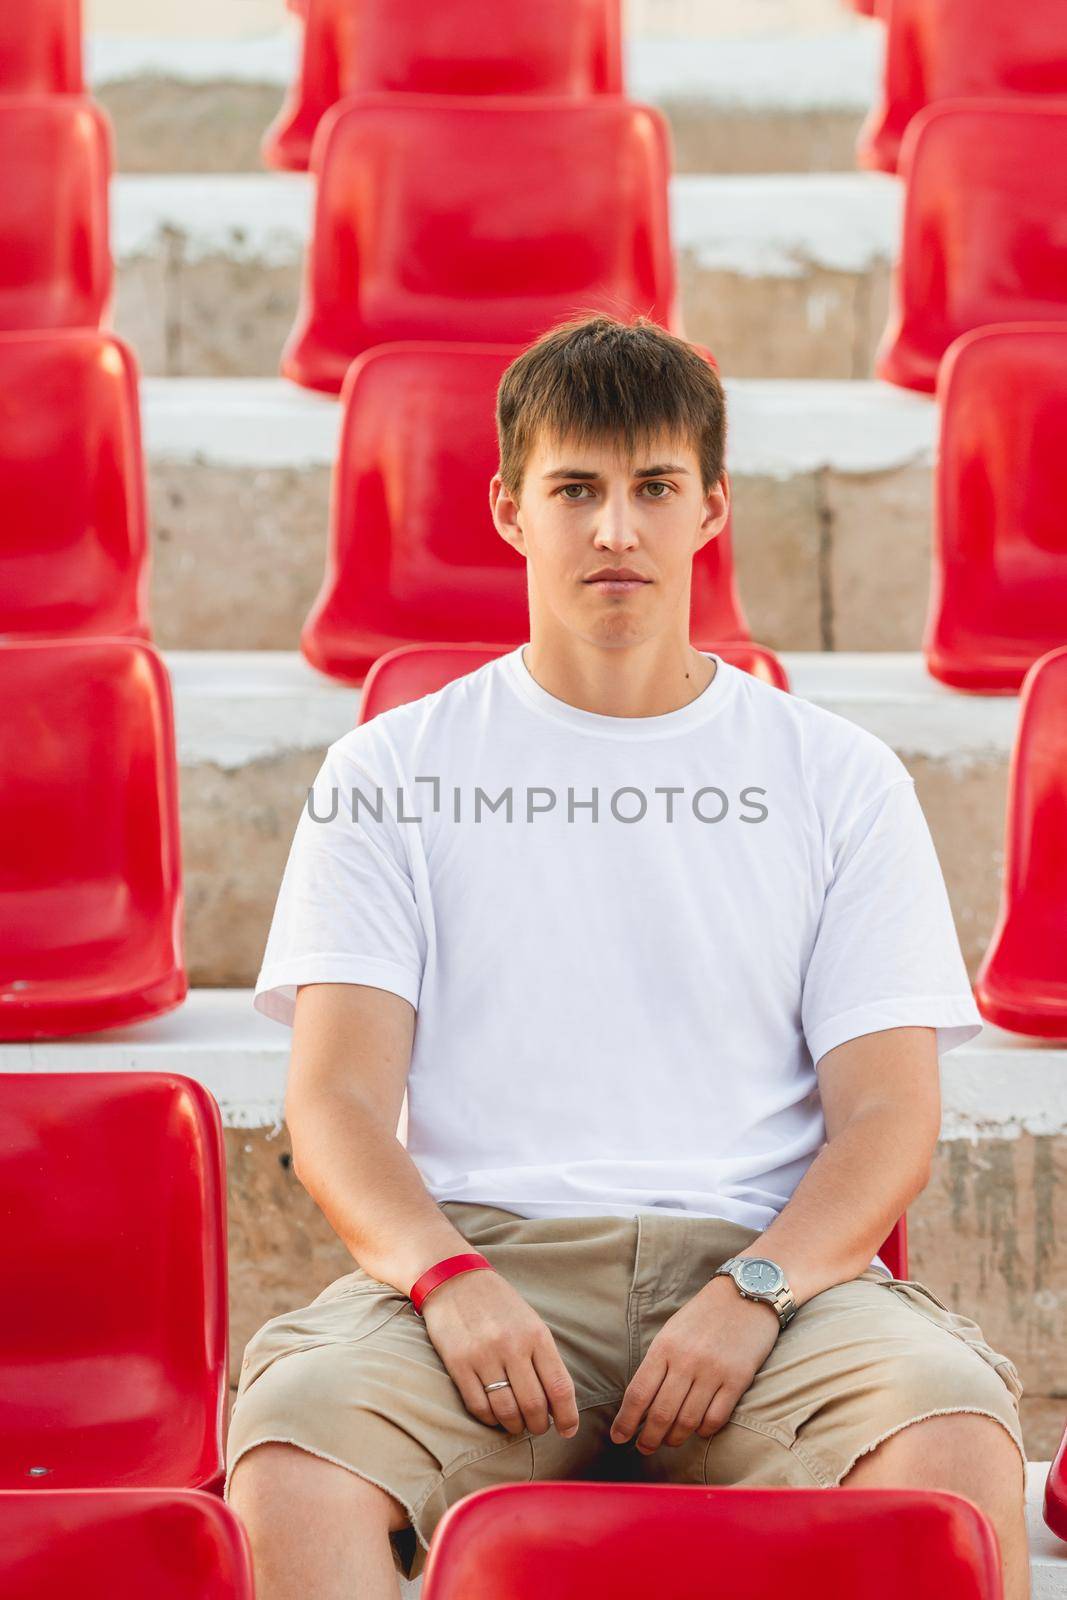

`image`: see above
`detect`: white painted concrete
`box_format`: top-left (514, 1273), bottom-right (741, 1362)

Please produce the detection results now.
top-left (140, 376), bottom-right (936, 479)
top-left (2, 992), bottom-right (1065, 1139)
top-left (112, 170), bottom-right (902, 277)
top-left (90, 28), bottom-right (880, 112)
top-left (158, 649), bottom-right (1023, 771)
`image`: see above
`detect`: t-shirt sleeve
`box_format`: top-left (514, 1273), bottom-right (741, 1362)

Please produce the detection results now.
top-left (252, 737), bottom-right (427, 1027)
top-left (801, 775), bottom-right (983, 1068)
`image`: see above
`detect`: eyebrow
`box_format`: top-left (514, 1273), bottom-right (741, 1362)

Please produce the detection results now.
top-left (541, 464), bottom-right (691, 480)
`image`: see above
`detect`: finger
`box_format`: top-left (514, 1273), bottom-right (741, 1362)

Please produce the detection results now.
top-left (610, 1350), bottom-right (667, 1443)
top-left (635, 1369), bottom-right (692, 1453)
top-left (531, 1335), bottom-right (579, 1437)
top-left (478, 1365), bottom-right (528, 1435)
top-left (450, 1360), bottom-right (505, 1428)
top-left (696, 1381), bottom-right (741, 1440)
top-left (664, 1378), bottom-right (717, 1447)
top-left (502, 1354), bottom-right (554, 1436)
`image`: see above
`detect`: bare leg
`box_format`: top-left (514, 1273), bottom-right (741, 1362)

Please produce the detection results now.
top-left (840, 1413), bottom-right (1030, 1600)
top-left (227, 1441), bottom-right (411, 1600)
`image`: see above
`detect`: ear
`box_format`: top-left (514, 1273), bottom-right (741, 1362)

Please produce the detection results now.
top-left (695, 470), bottom-right (730, 554)
top-left (490, 472), bottom-right (527, 557)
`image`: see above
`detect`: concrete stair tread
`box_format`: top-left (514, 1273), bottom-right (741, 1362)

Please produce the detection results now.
top-left (156, 648), bottom-right (1024, 769)
top-left (89, 27), bottom-right (881, 112)
top-left (141, 375), bottom-right (936, 477)
top-left (113, 168), bottom-right (902, 276)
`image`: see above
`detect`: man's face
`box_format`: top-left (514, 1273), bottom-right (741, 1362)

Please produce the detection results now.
top-left (490, 429), bottom-right (730, 648)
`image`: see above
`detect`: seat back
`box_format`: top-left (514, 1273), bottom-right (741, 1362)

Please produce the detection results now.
top-left (0, 1488), bottom-right (250, 1597)
top-left (925, 324), bottom-right (1067, 690)
top-left (0, 332), bottom-right (149, 639)
top-left (0, 1075), bottom-right (227, 1491)
top-left (0, 0), bottom-right (82, 94)
top-left (0, 97), bottom-right (111, 333)
top-left (859, 0), bottom-right (1067, 173)
top-left (876, 100), bottom-right (1067, 392)
top-left (301, 344), bottom-right (745, 679)
top-left (264, 0), bottom-right (622, 170)
top-left (0, 639), bottom-right (185, 1039)
top-left (420, 1482), bottom-right (1002, 1599)
top-left (975, 644), bottom-right (1067, 1036)
top-left (282, 94), bottom-right (676, 393)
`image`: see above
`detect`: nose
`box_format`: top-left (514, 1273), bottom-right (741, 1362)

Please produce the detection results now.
top-left (592, 487), bottom-right (640, 552)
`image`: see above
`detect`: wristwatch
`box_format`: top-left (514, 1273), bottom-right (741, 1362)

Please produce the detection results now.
top-left (712, 1255), bottom-right (798, 1330)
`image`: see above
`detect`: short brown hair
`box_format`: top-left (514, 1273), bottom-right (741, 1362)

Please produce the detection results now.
top-left (495, 312), bottom-right (727, 501)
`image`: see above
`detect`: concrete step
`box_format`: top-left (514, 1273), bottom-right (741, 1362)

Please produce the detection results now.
top-left (119, 649), bottom-right (1020, 991)
top-left (90, 27), bottom-right (879, 176)
top-left (112, 170), bottom-right (901, 381)
top-left (5, 990), bottom-right (1066, 1472)
top-left (140, 376), bottom-right (936, 656)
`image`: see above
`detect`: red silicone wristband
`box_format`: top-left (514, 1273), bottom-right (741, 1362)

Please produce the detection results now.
top-left (409, 1252), bottom-right (494, 1315)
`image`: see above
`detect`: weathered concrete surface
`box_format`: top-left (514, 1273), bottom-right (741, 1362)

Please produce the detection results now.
top-left (222, 1125), bottom-right (1067, 1461)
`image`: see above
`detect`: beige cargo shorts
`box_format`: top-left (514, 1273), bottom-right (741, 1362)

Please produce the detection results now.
top-left (223, 1202), bottom-right (1026, 1584)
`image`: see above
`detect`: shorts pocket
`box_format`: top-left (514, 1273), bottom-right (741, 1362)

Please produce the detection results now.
top-left (880, 1278), bottom-right (1025, 1404)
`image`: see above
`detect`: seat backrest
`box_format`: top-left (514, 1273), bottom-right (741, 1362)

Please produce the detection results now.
top-left (0, 1075), bottom-right (227, 1491)
top-left (264, 0), bottom-right (622, 170)
top-left (0, 0), bottom-right (82, 94)
top-left (281, 94), bottom-right (676, 394)
top-left (0, 332), bottom-right (149, 638)
top-left (0, 1488), bottom-right (250, 1598)
top-left (420, 1482), bottom-right (1002, 1599)
top-left (925, 324), bottom-right (1067, 690)
top-left (860, 0), bottom-right (1067, 172)
top-left (0, 638), bottom-right (185, 1039)
top-left (0, 96), bottom-right (111, 332)
top-left (300, 343), bottom-right (745, 679)
top-left (876, 100), bottom-right (1067, 393)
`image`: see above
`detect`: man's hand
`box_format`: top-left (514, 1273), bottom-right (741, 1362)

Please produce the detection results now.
top-left (421, 1268), bottom-right (581, 1441)
top-left (610, 1276), bottom-right (781, 1453)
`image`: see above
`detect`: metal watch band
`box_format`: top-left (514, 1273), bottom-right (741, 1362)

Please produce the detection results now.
top-left (714, 1255), bottom-right (798, 1329)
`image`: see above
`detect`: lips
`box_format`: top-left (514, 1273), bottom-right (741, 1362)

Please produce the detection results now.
top-left (583, 570), bottom-right (651, 584)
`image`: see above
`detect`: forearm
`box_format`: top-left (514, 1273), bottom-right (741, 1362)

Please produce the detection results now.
top-left (288, 1085), bottom-right (471, 1296)
top-left (732, 1104), bottom-right (934, 1309)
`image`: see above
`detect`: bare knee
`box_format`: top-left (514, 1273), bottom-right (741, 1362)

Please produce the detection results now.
top-left (228, 1441), bottom-right (410, 1535)
top-left (842, 1412), bottom-right (1025, 1509)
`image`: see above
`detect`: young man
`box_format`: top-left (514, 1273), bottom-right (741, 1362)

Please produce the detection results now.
top-left (225, 315), bottom-right (1029, 1600)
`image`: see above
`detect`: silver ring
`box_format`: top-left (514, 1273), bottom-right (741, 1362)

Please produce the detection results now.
top-left (483, 1379), bottom-right (512, 1392)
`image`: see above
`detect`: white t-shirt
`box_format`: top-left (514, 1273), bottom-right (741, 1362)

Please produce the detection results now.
top-left (254, 645), bottom-right (982, 1277)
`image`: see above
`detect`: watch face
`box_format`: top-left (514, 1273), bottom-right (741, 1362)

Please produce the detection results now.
top-left (738, 1258), bottom-right (784, 1294)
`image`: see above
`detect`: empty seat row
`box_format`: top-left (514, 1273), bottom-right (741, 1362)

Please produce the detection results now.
top-left (0, 325), bottom-right (1064, 696)
top-left (2, 634), bottom-right (1065, 1041)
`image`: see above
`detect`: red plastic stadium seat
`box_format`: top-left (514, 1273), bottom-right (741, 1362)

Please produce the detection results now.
top-left (0, 0), bottom-right (82, 94)
top-left (300, 344), bottom-right (745, 681)
top-left (264, 0), bottom-right (622, 171)
top-left (0, 639), bottom-right (186, 1039)
top-left (0, 1489), bottom-right (252, 1599)
top-left (0, 1074), bottom-right (227, 1492)
top-left (876, 101), bottom-right (1067, 394)
top-left (859, 0), bottom-right (1067, 174)
top-left (975, 645), bottom-right (1067, 1038)
top-left (1046, 1417), bottom-right (1067, 1542)
top-left (282, 95), bottom-right (676, 394)
top-left (0, 96), bottom-right (111, 333)
top-left (420, 1482), bottom-right (1001, 1599)
top-left (0, 332), bottom-right (149, 640)
top-left (925, 325), bottom-right (1067, 693)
